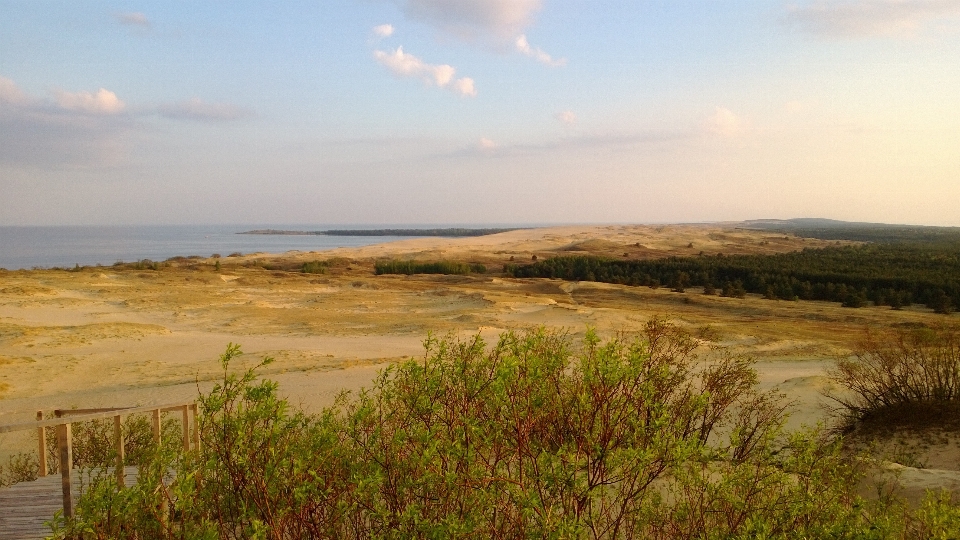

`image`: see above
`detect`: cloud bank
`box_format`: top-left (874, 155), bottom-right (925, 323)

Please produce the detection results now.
top-left (374, 47), bottom-right (477, 96)
top-left (785, 0), bottom-right (960, 38)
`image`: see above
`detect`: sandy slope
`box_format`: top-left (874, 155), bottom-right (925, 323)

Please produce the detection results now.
top-left (1, 223), bottom-right (956, 500)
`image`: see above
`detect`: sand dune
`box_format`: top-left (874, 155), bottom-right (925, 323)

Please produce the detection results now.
top-left (0, 224), bottom-right (955, 499)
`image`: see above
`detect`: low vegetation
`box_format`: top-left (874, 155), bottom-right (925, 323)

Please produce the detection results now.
top-left (829, 324), bottom-right (960, 431)
top-left (375, 259), bottom-right (486, 275)
top-left (30, 322), bottom-right (959, 538)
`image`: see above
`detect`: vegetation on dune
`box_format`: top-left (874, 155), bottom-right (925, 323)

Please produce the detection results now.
top-left (33, 323), bottom-right (960, 538)
top-left (508, 244), bottom-right (960, 312)
top-left (375, 259), bottom-right (486, 275)
top-left (829, 324), bottom-right (960, 431)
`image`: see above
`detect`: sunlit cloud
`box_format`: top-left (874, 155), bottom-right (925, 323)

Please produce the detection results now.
top-left (478, 137), bottom-right (497, 150)
top-left (373, 24), bottom-right (395, 38)
top-left (391, 0), bottom-right (542, 41)
top-left (116, 12), bottom-right (150, 27)
top-left (784, 0), bottom-right (960, 38)
top-left (54, 88), bottom-right (126, 115)
top-left (555, 110), bottom-right (577, 126)
top-left (516, 35), bottom-right (566, 66)
top-left (374, 46), bottom-right (477, 97)
top-left (157, 98), bottom-right (254, 122)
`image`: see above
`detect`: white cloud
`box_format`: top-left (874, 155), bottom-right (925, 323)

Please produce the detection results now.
top-left (784, 0), bottom-right (960, 38)
top-left (54, 88), bottom-right (126, 115)
top-left (555, 110), bottom-right (577, 126)
top-left (393, 0), bottom-right (542, 40)
top-left (117, 12), bottom-right (150, 27)
top-left (157, 98), bottom-right (254, 122)
top-left (374, 47), bottom-right (477, 97)
top-left (515, 34), bottom-right (566, 66)
top-left (373, 24), bottom-right (395, 38)
top-left (452, 77), bottom-right (477, 97)
top-left (705, 107), bottom-right (746, 137)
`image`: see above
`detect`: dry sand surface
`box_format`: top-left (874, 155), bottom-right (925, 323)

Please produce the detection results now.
top-left (1, 223), bottom-right (957, 501)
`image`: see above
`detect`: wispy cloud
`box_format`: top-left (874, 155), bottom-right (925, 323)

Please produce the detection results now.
top-left (157, 98), bottom-right (254, 122)
top-left (53, 88), bottom-right (126, 115)
top-left (705, 107), bottom-right (746, 137)
top-left (374, 46), bottom-right (477, 97)
top-left (0, 76), bottom-right (29, 106)
top-left (784, 0), bottom-right (960, 38)
top-left (515, 35), bottom-right (566, 66)
top-left (116, 12), bottom-right (150, 27)
top-left (555, 110), bottom-right (577, 126)
top-left (373, 24), bottom-right (395, 38)
top-left (393, 0), bottom-right (542, 40)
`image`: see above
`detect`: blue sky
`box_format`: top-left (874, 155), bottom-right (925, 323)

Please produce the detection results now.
top-left (2, 0), bottom-right (959, 226)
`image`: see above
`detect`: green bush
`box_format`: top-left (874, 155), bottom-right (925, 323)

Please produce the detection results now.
top-left (53, 327), bottom-right (960, 539)
top-left (301, 260), bottom-right (329, 274)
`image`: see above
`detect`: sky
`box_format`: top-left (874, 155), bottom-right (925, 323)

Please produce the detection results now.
top-left (1, 0), bottom-right (959, 227)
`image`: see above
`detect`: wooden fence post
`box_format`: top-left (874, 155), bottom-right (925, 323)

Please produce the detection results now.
top-left (191, 403), bottom-right (200, 453)
top-left (56, 423), bottom-right (73, 518)
top-left (115, 414), bottom-right (125, 488)
top-left (181, 405), bottom-right (191, 452)
top-left (152, 408), bottom-right (161, 444)
top-left (37, 411), bottom-right (47, 477)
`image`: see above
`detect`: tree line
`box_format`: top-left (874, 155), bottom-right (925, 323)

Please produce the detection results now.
top-left (507, 243), bottom-right (960, 313)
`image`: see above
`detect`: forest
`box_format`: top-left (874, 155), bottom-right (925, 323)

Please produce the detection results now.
top-left (508, 240), bottom-right (960, 313)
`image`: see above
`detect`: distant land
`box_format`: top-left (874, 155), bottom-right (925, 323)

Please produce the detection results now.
top-left (239, 228), bottom-right (523, 237)
top-left (740, 218), bottom-right (960, 243)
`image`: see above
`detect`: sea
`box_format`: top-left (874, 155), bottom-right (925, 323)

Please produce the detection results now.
top-left (0, 225), bottom-right (419, 271)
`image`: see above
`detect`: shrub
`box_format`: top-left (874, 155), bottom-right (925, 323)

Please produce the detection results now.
top-left (829, 325), bottom-right (960, 429)
top-left (53, 327), bottom-right (960, 538)
top-left (301, 260), bottom-right (329, 274)
top-left (374, 259), bottom-right (482, 275)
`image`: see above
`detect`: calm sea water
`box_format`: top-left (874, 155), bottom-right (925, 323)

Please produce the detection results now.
top-left (0, 225), bottom-right (417, 270)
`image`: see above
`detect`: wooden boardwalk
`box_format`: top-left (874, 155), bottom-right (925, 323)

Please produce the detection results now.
top-left (0, 466), bottom-right (138, 540)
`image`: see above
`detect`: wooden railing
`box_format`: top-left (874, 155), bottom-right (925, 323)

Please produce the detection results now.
top-left (0, 401), bottom-right (198, 518)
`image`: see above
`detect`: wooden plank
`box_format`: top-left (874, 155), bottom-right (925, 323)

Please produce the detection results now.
top-left (0, 467), bottom-right (141, 540)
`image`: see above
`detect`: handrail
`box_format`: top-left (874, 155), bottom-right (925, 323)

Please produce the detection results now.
top-left (0, 399), bottom-right (199, 521)
top-left (0, 400), bottom-right (197, 433)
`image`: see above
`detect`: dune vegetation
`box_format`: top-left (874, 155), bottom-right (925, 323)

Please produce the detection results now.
top-left (12, 321), bottom-right (957, 539)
